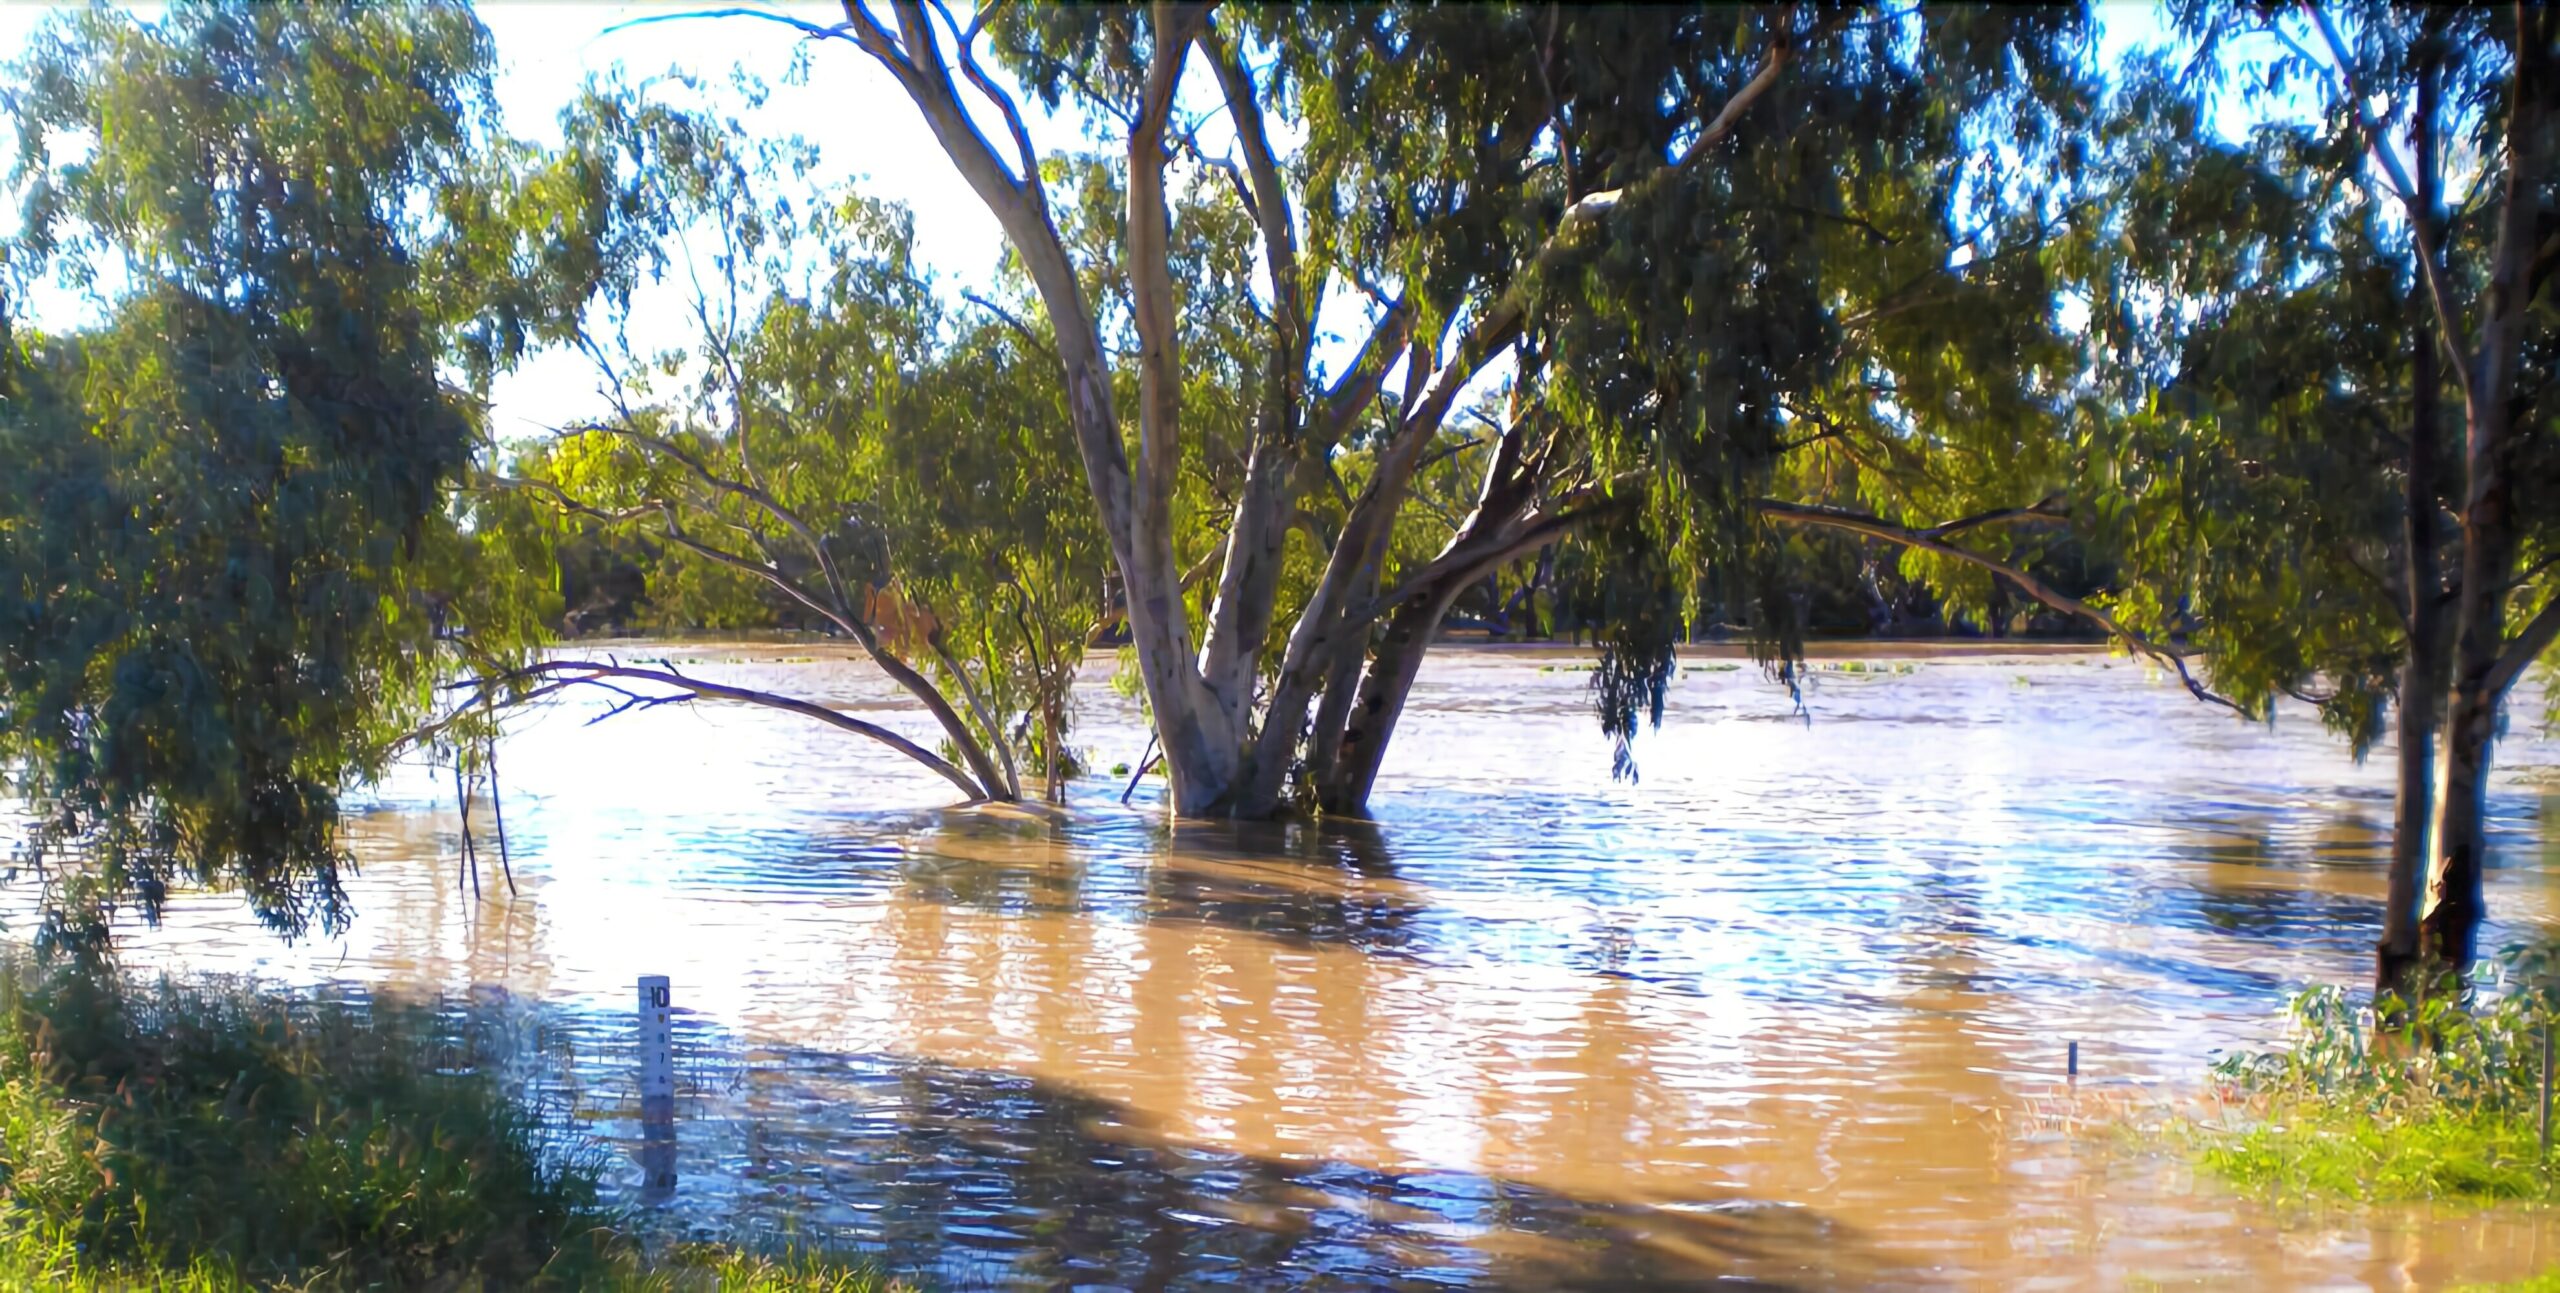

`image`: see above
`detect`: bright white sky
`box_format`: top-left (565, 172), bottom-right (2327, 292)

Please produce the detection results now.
top-left (0, 2), bottom-right (2248, 441)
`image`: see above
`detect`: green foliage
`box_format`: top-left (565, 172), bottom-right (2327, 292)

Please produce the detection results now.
top-left (2050, 55), bottom-right (2420, 746)
top-left (0, 956), bottom-right (602, 1286)
top-left (504, 76), bottom-right (1110, 799)
top-left (0, 954), bottom-right (902, 1291)
top-left (988, 4), bottom-right (2109, 787)
top-left (2196, 947), bottom-right (2560, 1204)
top-left (1555, 508), bottom-right (1698, 782)
top-left (2051, 8), bottom-right (2559, 746)
top-left (0, 1), bottom-right (564, 939)
top-left (1535, 6), bottom-right (2100, 744)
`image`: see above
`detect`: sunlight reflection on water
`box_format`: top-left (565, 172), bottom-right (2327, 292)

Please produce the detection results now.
top-left (16, 643), bottom-right (2560, 1289)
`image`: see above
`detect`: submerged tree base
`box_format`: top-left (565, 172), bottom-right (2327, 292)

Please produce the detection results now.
top-left (0, 955), bottom-right (905, 1291)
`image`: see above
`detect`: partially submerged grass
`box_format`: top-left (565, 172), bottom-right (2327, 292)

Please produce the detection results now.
top-left (2462, 1274), bottom-right (2560, 1293)
top-left (2195, 947), bottom-right (2560, 1206)
top-left (0, 954), bottom-right (901, 1290)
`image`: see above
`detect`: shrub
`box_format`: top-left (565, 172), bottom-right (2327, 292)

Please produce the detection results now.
top-left (2198, 946), bottom-right (2560, 1205)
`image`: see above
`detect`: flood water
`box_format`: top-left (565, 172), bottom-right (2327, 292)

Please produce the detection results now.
top-left (44, 644), bottom-right (2560, 1289)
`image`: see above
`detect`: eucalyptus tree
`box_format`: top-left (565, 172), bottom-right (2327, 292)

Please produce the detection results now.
top-left (705, 2), bottom-right (2105, 817)
top-left (1763, 41), bottom-right (2455, 989)
top-left (0, 1), bottom-right (562, 939)
top-left (2331, 4), bottom-right (2560, 973)
top-left (1774, 3), bottom-right (2558, 983)
top-left (2129, 2), bottom-right (2560, 976)
top-left (2070, 61), bottom-right (2449, 989)
top-left (480, 85), bottom-right (1111, 804)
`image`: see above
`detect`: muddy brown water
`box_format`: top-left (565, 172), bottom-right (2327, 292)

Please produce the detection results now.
top-left (26, 644), bottom-right (2560, 1290)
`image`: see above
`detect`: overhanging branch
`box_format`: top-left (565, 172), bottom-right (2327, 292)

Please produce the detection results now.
top-left (1758, 499), bottom-right (2250, 714)
top-left (442, 661), bottom-right (987, 800)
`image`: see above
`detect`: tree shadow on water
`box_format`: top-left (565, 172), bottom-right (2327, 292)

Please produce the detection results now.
top-left (601, 1044), bottom-right (1921, 1292)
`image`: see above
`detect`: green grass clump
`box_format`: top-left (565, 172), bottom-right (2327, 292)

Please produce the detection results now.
top-left (2458, 1272), bottom-right (2560, 1293)
top-left (629, 1245), bottom-right (901, 1293)
top-left (2197, 949), bottom-right (2560, 1206)
top-left (0, 955), bottom-right (900, 1291)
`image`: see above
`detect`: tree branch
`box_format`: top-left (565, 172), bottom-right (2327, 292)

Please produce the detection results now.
top-left (2501, 549), bottom-right (2560, 596)
top-left (1204, 23), bottom-right (1304, 364)
top-left (1921, 494), bottom-right (2067, 540)
top-left (1126, 1), bottom-right (1207, 560)
top-left (2305, 4), bottom-right (2479, 418)
top-left (1310, 294), bottom-right (1414, 454)
top-left (1536, 4), bottom-right (1581, 200)
top-left (1757, 499), bottom-right (2250, 713)
top-left (604, 8), bottom-right (857, 44)
top-left (1674, 24), bottom-right (1799, 167)
top-left (499, 451), bottom-right (1016, 797)
top-left (2489, 593), bottom-right (2560, 697)
top-left (962, 288), bottom-right (1057, 360)
top-left (922, 0), bottom-right (1045, 205)
top-left (925, 623), bottom-right (1023, 800)
top-left (449, 661), bottom-right (986, 799)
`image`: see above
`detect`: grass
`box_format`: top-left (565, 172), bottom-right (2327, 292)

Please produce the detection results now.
top-left (0, 954), bottom-right (903, 1291)
top-left (2462, 1275), bottom-right (2560, 1293)
top-left (2193, 946), bottom-right (2560, 1208)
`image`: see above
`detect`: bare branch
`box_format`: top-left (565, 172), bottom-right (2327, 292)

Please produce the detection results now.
top-left (453, 661), bottom-right (986, 799)
top-left (2500, 549), bottom-right (2560, 596)
top-left (1415, 433), bottom-right (1489, 478)
top-left (1673, 21), bottom-right (1799, 168)
top-left (1311, 295), bottom-right (1414, 453)
top-left (1536, 4), bottom-right (1581, 200)
top-left (1757, 499), bottom-right (2251, 714)
top-left (563, 415), bottom-right (875, 627)
top-left (1921, 494), bottom-right (2067, 540)
top-left (1169, 126), bottom-right (1259, 224)
top-left (924, 625), bottom-right (1023, 801)
top-left (486, 474), bottom-right (659, 526)
top-left (962, 289), bottom-right (1057, 360)
top-left (1204, 24), bottom-right (1304, 362)
top-left (604, 8), bottom-right (857, 44)
top-left (1354, 472), bottom-right (1640, 635)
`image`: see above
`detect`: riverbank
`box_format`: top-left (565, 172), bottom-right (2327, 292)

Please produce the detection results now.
top-left (0, 955), bottom-right (899, 1291)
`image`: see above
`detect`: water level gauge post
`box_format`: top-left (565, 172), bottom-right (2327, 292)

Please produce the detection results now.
top-left (638, 974), bottom-right (675, 1111)
top-left (635, 974), bottom-right (677, 1201)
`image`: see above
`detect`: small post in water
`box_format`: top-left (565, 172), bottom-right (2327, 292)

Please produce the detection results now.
top-left (2067, 1039), bottom-right (2079, 1081)
top-left (2540, 1026), bottom-right (2553, 1161)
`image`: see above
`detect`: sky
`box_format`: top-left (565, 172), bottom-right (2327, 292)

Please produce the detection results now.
top-left (0, 2), bottom-right (2263, 441)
